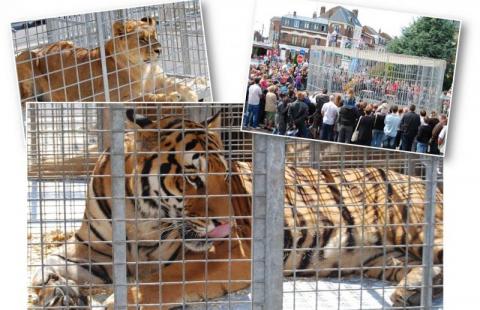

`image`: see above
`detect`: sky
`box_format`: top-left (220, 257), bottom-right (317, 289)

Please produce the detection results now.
top-left (253, 0), bottom-right (444, 38)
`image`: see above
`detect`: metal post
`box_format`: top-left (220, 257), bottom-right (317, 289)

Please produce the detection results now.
top-left (95, 12), bottom-right (111, 150)
top-left (421, 157), bottom-right (439, 308)
top-left (252, 135), bottom-right (285, 310)
top-left (110, 104), bottom-right (128, 309)
top-left (178, 2), bottom-right (192, 76)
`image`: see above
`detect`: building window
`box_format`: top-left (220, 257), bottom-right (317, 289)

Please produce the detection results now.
top-left (294, 20), bottom-right (300, 28)
top-left (315, 38), bottom-right (320, 45)
top-left (322, 25), bottom-right (327, 32)
top-left (304, 22), bottom-right (309, 29)
top-left (301, 37), bottom-right (307, 46)
top-left (292, 35), bottom-right (298, 45)
top-left (314, 24), bottom-right (319, 30)
top-left (283, 19), bottom-right (289, 26)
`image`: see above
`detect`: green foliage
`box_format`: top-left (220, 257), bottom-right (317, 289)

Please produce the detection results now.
top-left (387, 17), bottom-right (460, 90)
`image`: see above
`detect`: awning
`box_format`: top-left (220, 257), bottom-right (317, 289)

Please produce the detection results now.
top-left (279, 44), bottom-right (309, 54)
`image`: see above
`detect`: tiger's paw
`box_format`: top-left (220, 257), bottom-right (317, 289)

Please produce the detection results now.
top-left (390, 266), bottom-right (442, 307)
top-left (31, 272), bottom-right (89, 309)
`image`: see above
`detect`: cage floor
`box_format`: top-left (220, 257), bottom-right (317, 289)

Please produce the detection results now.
top-left (28, 230), bottom-right (443, 310)
top-left (185, 278), bottom-right (443, 310)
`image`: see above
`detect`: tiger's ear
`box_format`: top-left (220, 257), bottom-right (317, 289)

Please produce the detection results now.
top-left (141, 17), bottom-right (157, 26)
top-left (126, 109), bottom-right (153, 128)
top-left (206, 111), bottom-right (221, 129)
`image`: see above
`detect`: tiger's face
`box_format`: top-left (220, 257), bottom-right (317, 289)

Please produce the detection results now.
top-left (126, 109), bottom-right (233, 252)
top-left (111, 17), bottom-right (162, 64)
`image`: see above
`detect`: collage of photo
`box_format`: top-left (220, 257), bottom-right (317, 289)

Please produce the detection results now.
top-left (11, 0), bottom-right (459, 309)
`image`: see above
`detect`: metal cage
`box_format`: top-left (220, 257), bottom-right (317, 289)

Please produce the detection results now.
top-left (27, 102), bottom-right (252, 309)
top-left (26, 102), bottom-right (442, 309)
top-left (13, 0), bottom-right (211, 109)
top-left (256, 137), bottom-right (443, 310)
top-left (307, 46), bottom-right (446, 113)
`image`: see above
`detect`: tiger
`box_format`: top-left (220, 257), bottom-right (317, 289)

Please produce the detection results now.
top-left (15, 17), bottom-right (201, 106)
top-left (31, 109), bottom-right (442, 309)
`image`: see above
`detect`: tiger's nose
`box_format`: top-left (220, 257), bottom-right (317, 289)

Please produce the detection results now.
top-left (212, 219), bottom-right (229, 226)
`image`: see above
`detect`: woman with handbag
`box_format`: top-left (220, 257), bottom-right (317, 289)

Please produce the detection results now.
top-left (353, 104), bottom-right (375, 146)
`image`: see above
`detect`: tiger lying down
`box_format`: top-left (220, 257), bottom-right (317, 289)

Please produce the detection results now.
top-left (31, 110), bottom-right (443, 309)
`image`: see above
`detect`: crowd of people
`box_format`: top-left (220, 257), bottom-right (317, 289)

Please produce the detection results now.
top-left (244, 60), bottom-right (448, 155)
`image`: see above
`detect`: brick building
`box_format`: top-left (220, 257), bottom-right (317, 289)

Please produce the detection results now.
top-left (361, 26), bottom-right (392, 51)
top-left (263, 5), bottom-right (392, 61)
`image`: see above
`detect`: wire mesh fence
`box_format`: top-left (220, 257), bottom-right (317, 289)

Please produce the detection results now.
top-left (26, 102), bottom-right (442, 309)
top-left (13, 0), bottom-right (211, 112)
top-left (27, 102), bottom-right (253, 309)
top-left (276, 138), bottom-right (443, 310)
top-left (307, 46), bottom-right (446, 113)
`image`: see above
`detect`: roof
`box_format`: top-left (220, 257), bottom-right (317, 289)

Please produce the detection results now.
top-left (311, 46), bottom-right (447, 67)
top-left (283, 14), bottom-right (328, 25)
top-left (323, 6), bottom-right (362, 27)
top-left (379, 32), bottom-right (393, 40)
top-left (362, 25), bottom-right (378, 36)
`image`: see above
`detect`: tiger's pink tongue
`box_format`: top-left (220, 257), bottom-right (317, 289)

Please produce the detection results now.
top-left (206, 224), bottom-right (231, 238)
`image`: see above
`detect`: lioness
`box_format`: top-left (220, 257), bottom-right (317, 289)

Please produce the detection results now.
top-left (15, 17), bottom-right (200, 106)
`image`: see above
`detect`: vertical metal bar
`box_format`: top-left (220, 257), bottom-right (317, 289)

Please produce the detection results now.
top-left (179, 1), bottom-right (192, 75)
top-left (421, 157), bottom-right (439, 308)
top-left (95, 12), bottom-right (111, 150)
top-left (110, 104), bottom-right (127, 309)
top-left (252, 134), bottom-right (285, 310)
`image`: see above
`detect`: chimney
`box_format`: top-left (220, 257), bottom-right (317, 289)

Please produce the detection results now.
top-left (293, 11), bottom-right (297, 17)
top-left (320, 6), bottom-right (326, 15)
top-left (313, 11), bottom-right (317, 18)
top-left (352, 9), bottom-right (358, 18)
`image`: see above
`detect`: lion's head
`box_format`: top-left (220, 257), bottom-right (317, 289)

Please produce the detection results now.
top-left (109, 17), bottom-right (161, 64)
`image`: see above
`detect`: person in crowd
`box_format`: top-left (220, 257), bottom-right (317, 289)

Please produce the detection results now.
top-left (399, 104), bottom-right (421, 151)
top-left (383, 105), bottom-right (401, 149)
top-left (337, 89), bottom-right (359, 143)
top-left (394, 107), bottom-right (406, 149)
top-left (311, 89), bottom-right (329, 138)
top-left (320, 94), bottom-right (338, 141)
top-left (259, 74), bottom-right (269, 90)
top-left (355, 103), bottom-right (375, 146)
top-left (430, 114), bottom-right (447, 155)
top-left (244, 77), bottom-right (262, 128)
top-left (438, 122), bottom-right (448, 155)
top-left (258, 87), bottom-right (268, 127)
top-left (264, 85), bottom-right (277, 130)
top-left (419, 109), bottom-right (427, 126)
top-left (333, 95), bottom-right (343, 141)
top-left (416, 115), bottom-right (434, 153)
top-left (288, 92), bottom-right (309, 138)
top-left (429, 111), bottom-right (440, 128)
top-left (371, 101), bottom-right (387, 147)
top-left (274, 92), bottom-right (289, 135)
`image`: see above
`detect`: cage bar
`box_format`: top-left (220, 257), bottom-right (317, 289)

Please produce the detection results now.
top-left (109, 105), bottom-right (127, 309)
top-left (252, 135), bottom-right (286, 309)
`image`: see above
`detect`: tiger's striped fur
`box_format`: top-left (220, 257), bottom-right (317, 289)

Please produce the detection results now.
top-left (32, 111), bottom-right (442, 309)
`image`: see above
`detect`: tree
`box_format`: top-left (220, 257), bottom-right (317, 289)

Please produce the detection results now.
top-left (387, 17), bottom-right (460, 91)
